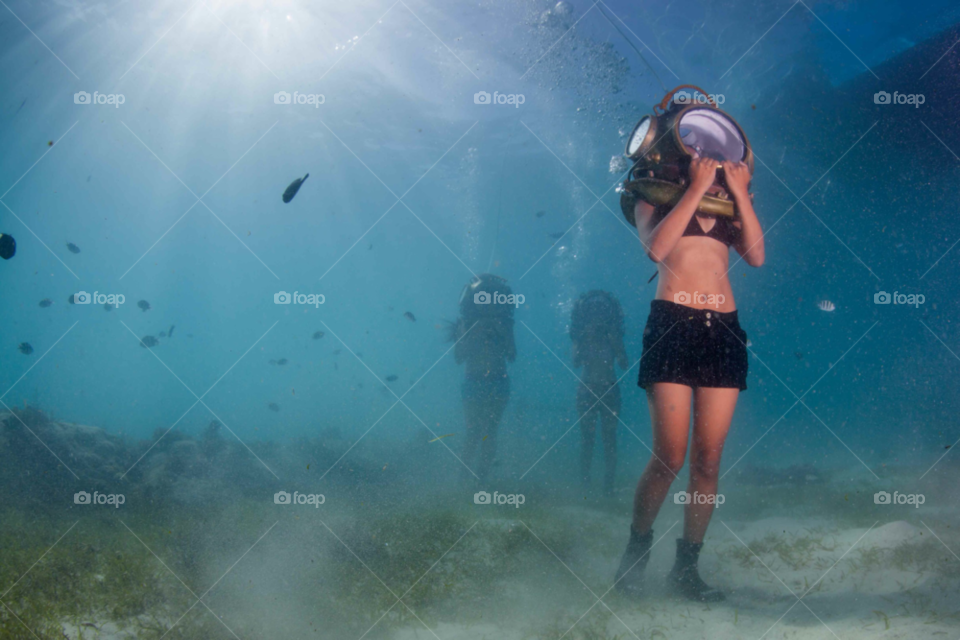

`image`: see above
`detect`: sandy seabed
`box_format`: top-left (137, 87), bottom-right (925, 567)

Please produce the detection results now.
top-left (2, 411), bottom-right (957, 639)
top-left (53, 505), bottom-right (960, 640)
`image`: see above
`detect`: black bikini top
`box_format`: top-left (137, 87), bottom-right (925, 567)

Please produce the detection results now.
top-left (650, 204), bottom-right (741, 247)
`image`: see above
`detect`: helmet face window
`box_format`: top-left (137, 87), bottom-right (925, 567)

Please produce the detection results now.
top-left (627, 116), bottom-right (652, 157)
top-left (678, 108), bottom-right (745, 162)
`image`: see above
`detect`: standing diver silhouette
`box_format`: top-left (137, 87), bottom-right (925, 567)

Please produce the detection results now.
top-left (448, 274), bottom-right (517, 483)
top-left (570, 290), bottom-right (628, 497)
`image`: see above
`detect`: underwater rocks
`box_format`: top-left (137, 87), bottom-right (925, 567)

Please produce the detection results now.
top-left (0, 405), bottom-right (404, 509)
top-left (0, 407), bottom-right (130, 502)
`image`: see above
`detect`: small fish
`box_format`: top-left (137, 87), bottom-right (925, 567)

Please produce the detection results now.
top-left (292, 388), bottom-right (295, 395)
top-left (368, 243), bottom-right (373, 250)
top-left (39, 298), bottom-right (52, 308)
top-left (385, 375), bottom-right (398, 382)
top-left (47, 141), bottom-right (53, 147)
top-left (535, 210), bottom-right (546, 218)
top-left (403, 311), bottom-right (416, 322)
top-left (0, 233), bottom-right (14, 261)
top-left (168, 325), bottom-right (175, 338)
top-left (18, 342), bottom-right (34, 355)
top-left (66, 242), bottom-right (81, 254)
top-left (428, 433), bottom-right (455, 443)
top-left (86, 175), bottom-right (91, 182)
top-left (312, 331), bottom-right (325, 340)
top-left (159, 331), bottom-right (167, 338)
top-left (103, 303), bottom-right (112, 312)
top-left (817, 300), bottom-right (836, 312)
top-left (334, 362), bottom-right (338, 370)
top-left (549, 232), bottom-right (564, 240)
top-left (282, 173), bottom-right (309, 203)
top-left (0, 233), bottom-right (14, 260)
top-left (333, 349), bottom-right (341, 355)
top-left (139, 335), bottom-right (159, 348)
top-left (356, 352), bottom-right (363, 359)
top-left (15, 99), bottom-right (26, 114)
top-left (277, 358), bottom-right (288, 365)
top-left (794, 351), bottom-right (803, 360)
top-left (268, 402), bottom-right (280, 412)
top-left (138, 300), bottom-right (151, 312)
top-left (482, 435), bottom-right (488, 441)
top-left (946, 445), bottom-right (952, 450)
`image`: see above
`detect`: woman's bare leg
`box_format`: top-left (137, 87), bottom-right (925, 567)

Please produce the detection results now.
top-left (631, 383), bottom-right (692, 533)
top-left (684, 387), bottom-right (739, 543)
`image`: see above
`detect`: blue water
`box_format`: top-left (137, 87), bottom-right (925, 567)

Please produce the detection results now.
top-left (2, 0), bottom-right (960, 638)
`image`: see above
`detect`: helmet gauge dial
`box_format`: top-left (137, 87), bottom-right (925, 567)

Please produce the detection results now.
top-left (625, 115), bottom-right (656, 160)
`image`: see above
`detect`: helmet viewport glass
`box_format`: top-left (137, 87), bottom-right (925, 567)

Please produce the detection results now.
top-left (677, 108), bottom-right (745, 163)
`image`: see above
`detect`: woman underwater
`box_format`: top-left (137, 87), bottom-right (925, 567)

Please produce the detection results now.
top-left (614, 92), bottom-right (765, 602)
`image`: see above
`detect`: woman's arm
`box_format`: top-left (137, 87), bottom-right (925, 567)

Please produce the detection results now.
top-left (724, 161), bottom-right (765, 267)
top-left (637, 155), bottom-right (717, 263)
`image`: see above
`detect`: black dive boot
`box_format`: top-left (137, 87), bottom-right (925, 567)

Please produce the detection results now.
top-left (613, 528), bottom-right (653, 597)
top-left (667, 538), bottom-right (725, 602)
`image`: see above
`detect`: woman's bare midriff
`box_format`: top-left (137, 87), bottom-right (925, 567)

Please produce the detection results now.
top-left (653, 226), bottom-right (737, 312)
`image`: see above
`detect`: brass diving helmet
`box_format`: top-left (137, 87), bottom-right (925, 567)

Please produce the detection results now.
top-left (619, 85), bottom-right (753, 226)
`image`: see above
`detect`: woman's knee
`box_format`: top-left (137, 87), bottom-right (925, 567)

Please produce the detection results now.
top-left (649, 450), bottom-right (685, 476)
top-left (689, 448), bottom-right (722, 480)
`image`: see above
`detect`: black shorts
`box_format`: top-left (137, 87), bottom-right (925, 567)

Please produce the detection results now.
top-left (638, 300), bottom-right (748, 390)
